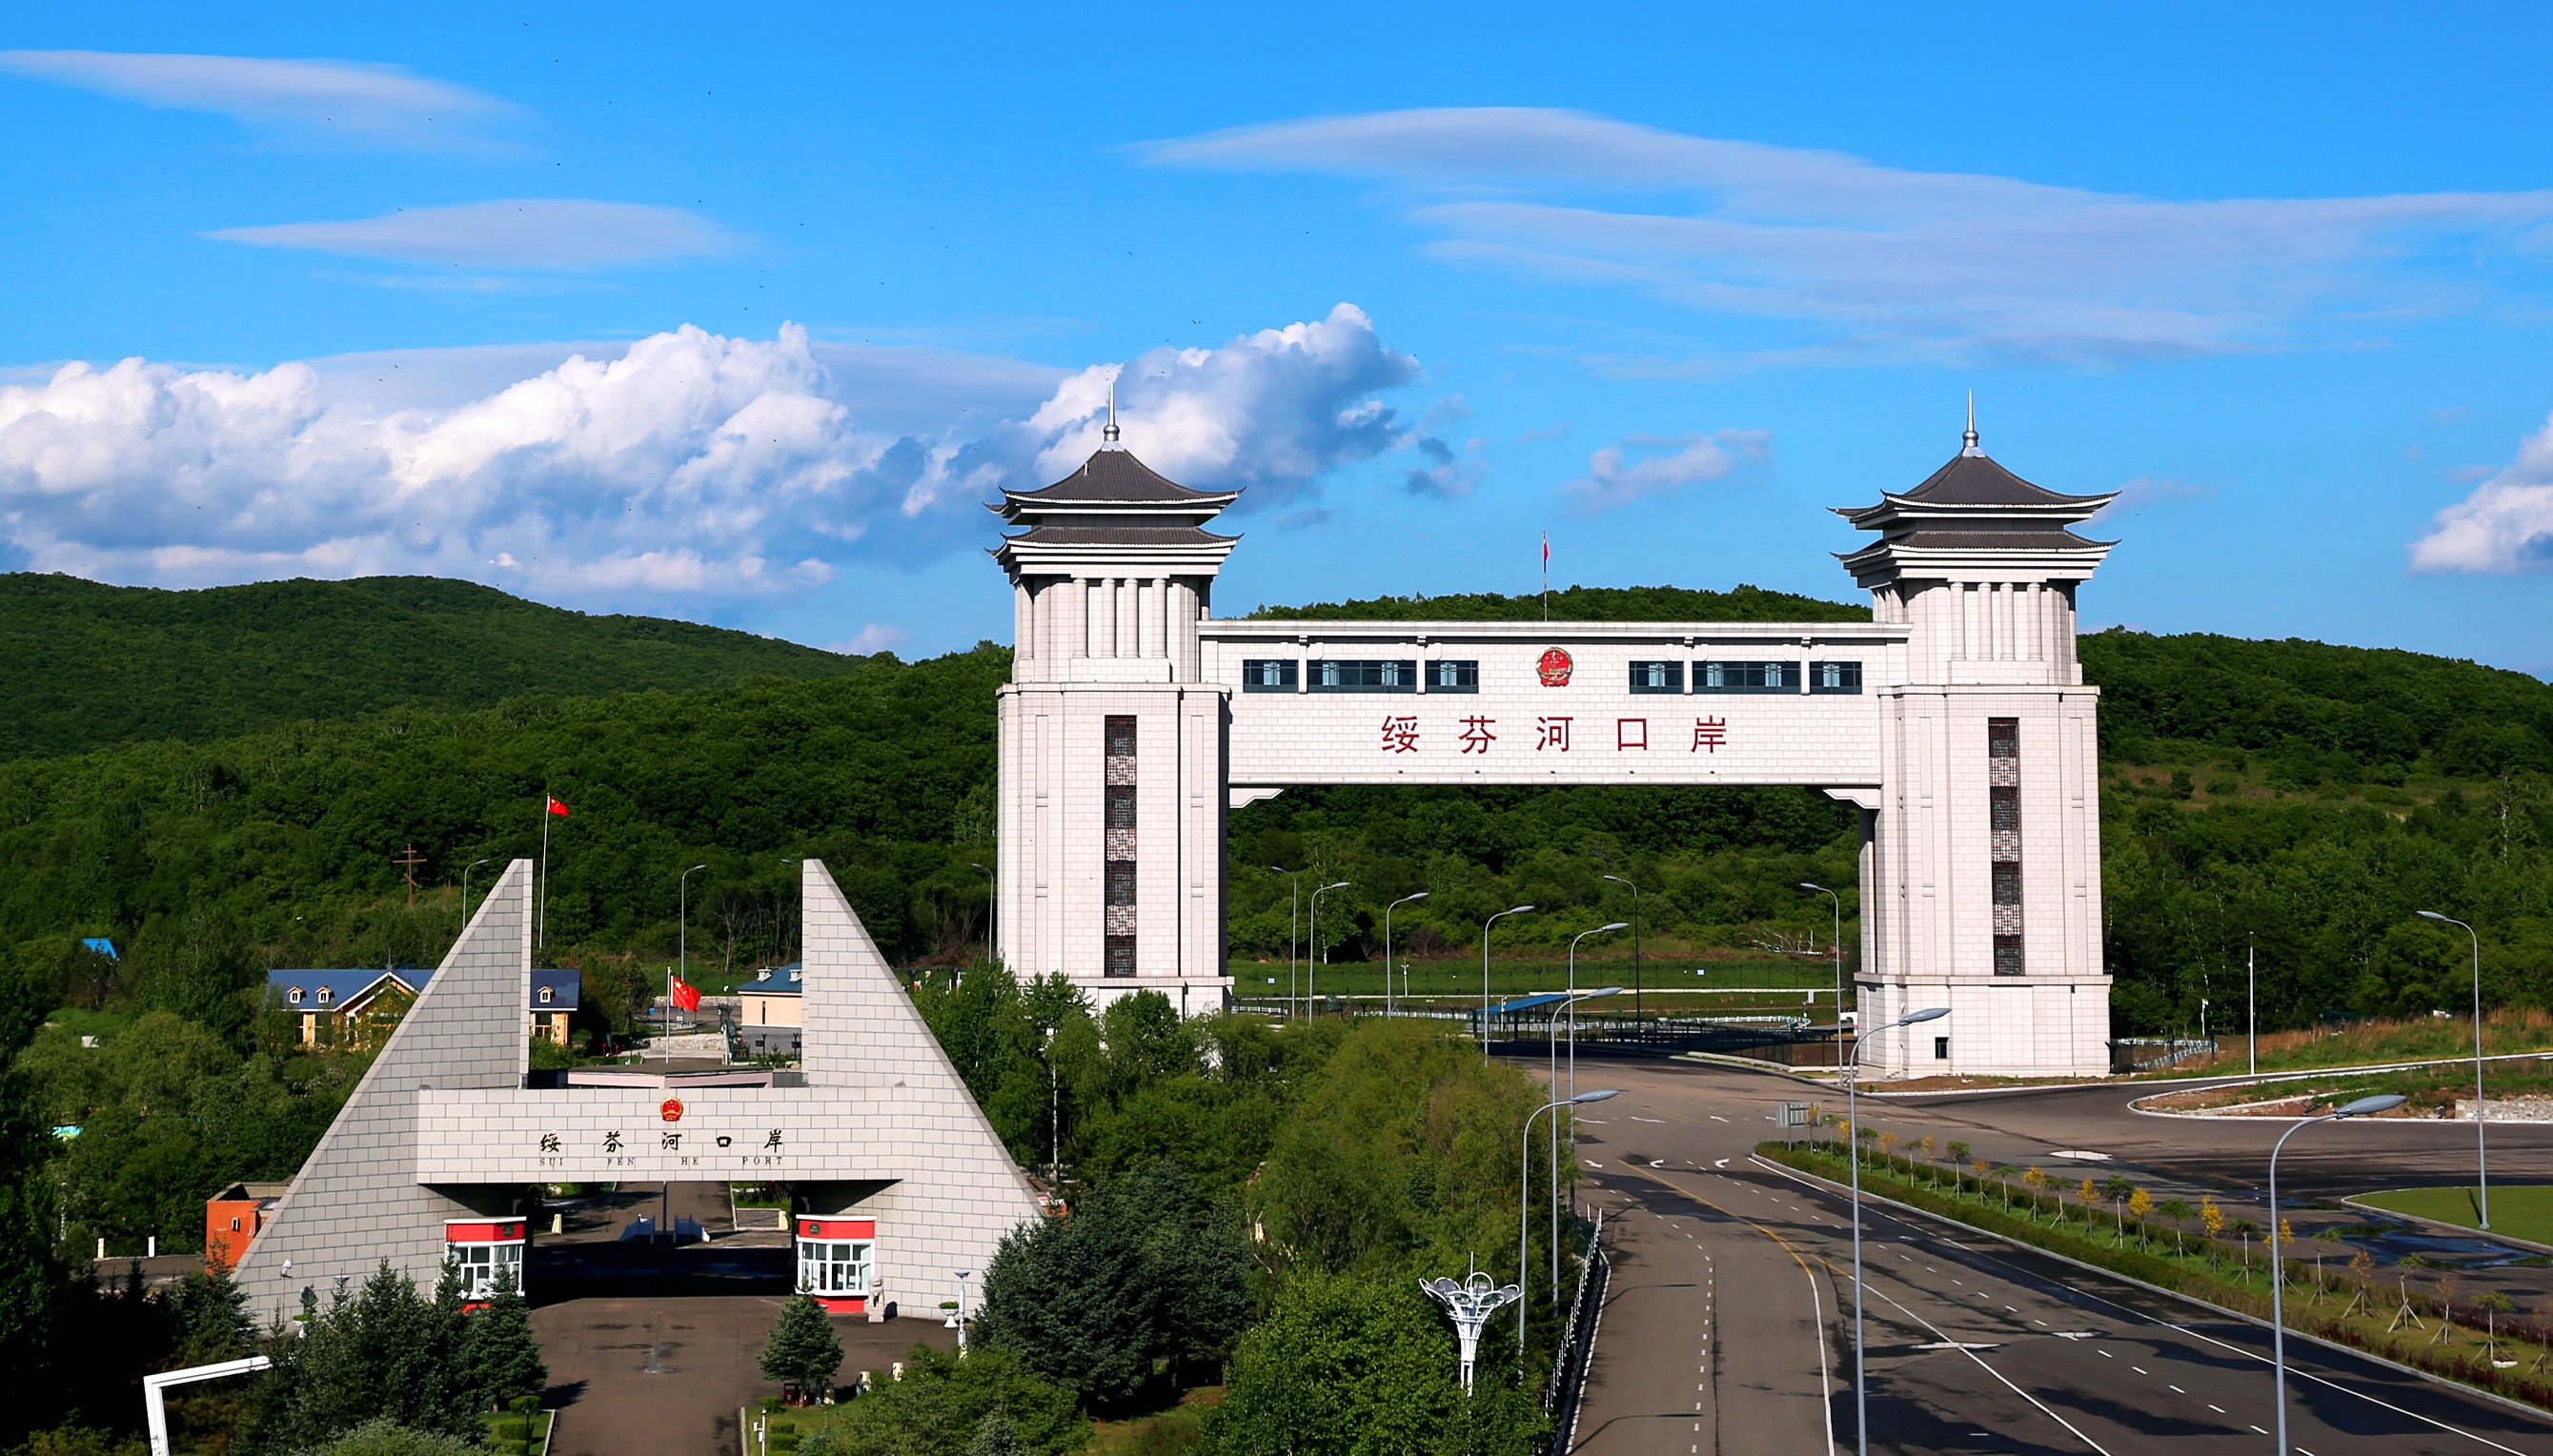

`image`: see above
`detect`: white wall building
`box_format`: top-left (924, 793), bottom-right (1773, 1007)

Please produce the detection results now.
top-left (994, 415), bottom-right (2117, 1076)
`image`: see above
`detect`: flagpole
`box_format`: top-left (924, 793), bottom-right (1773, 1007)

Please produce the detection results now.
top-left (1541, 533), bottom-right (1550, 621)
top-left (538, 789), bottom-right (550, 950)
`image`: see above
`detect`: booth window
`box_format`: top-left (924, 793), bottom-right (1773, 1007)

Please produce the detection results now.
top-left (1427, 659), bottom-right (1479, 692)
top-left (1693, 660), bottom-right (1800, 693)
top-left (448, 1240), bottom-right (523, 1301)
top-left (1241, 658), bottom-right (1298, 692)
top-left (1308, 659), bottom-right (1418, 692)
top-left (797, 1240), bottom-right (872, 1296)
top-left (1628, 660), bottom-right (1684, 694)
top-left (1810, 660), bottom-right (1863, 694)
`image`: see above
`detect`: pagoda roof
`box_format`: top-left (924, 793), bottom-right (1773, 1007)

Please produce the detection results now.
top-left (993, 448), bottom-right (1241, 522)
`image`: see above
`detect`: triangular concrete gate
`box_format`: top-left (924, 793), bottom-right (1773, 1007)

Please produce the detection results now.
top-left (229, 858), bottom-right (1041, 1325)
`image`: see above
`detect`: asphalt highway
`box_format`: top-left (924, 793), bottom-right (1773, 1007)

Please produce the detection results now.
top-left (1560, 1055), bottom-right (2553, 1456)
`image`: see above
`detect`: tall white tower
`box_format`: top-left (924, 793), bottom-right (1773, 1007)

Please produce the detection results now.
top-left (989, 440), bottom-right (1241, 1013)
top-left (1835, 417), bottom-right (2120, 1076)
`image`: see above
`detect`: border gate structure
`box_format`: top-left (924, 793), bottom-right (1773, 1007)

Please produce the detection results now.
top-left (993, 417), bottom-right (2117, 1076)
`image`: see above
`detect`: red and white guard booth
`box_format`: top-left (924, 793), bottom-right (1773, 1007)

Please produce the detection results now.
top-left (795, 1218), bottom-right (875, 1313)
top-left (445, 1216), bottom-right (527, 1304)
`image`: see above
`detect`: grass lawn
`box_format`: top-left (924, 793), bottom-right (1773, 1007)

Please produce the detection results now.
top-left (481, 1407), bottom-right (551, 1453)
top-left (2358, 1184), bottom-right (2553, 1246)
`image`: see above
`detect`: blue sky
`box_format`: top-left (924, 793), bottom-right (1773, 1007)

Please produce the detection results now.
top-left (4, 4), bottom-right (2551, 671)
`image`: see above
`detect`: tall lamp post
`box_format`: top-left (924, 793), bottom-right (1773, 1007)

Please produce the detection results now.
top-left (2246, 933), bottom-right (2258, 1078)
top-left (1480, 905), bottom-right (1535, 1055)
top-left (460, 858), bottom-right (493, 929)
top-left (1540, 989), bottom-right (1619, 1303)
top-left (950, 1269), bottom-right (973, 1352)
top-left (1600, 875), bottom-right (1642, 1019)
top-left (2268, 1093), bottom-right (2406, 1454)
top-left (1385, 891), bottom-right (1429, 1019)
top-left (1307, 880), bottom-right (1350, 1017)
top-left (971, 861), bottom-right (995, 965)
top-left (2418, 909), bottom-right (2490, 1228)
top-left (1269, 867), bottom-right (1302, 1019)
top-left (1800, 883), bottom-right (1845, 1035)
top-left (1847, 1005), bottom-right (1950, 1456)
top-left (1522, 1088), bottom-right (1617, 1355)
top-left (1567, 924), bottom-right (1630, 1105)
top-left (677, 863), bottom-right (708, 1028)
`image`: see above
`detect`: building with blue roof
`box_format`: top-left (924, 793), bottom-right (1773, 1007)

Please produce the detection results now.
top-left (267, 966), bottom-right (581, 1049)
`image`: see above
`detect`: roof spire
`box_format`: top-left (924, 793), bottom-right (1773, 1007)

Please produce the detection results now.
top-left (1960, 391), bottom-right (1982, 457)
top-left (1103, 374), bottom-right (1121, 448)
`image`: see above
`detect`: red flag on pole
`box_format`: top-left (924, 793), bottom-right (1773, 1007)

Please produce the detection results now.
top-left (670, 975), bottom-right (701, 1012)
top-left (546, 795), bottom-right (571, 818)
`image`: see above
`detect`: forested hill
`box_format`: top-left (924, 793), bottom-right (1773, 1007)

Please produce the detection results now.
top-left (0, 574), bottom-right (866, 759)
top-left (1248, 582), bottom-right (1870, 623)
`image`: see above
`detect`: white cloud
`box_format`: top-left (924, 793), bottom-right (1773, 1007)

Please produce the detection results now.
top-left (212, 200), bottom-right (738, 269)
top-left (1562, 430), bottom-right (1767, 512)
top-left (0, 50), bottom-right (515, 151)
top-left (831, 623), bottom-right (910, 655)
top-left (0, 308), bottom-right (1422, 609)
top-left (1146, 108), bottom-right (2553, 368)
top-left (2409, 411), bottom-right (2553, 573)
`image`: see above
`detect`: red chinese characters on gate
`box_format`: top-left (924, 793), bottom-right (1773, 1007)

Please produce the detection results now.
top-left (1692, 718), bottom-right (1728, 753)
top-left (1380, 716), bottom-right (1420, 753)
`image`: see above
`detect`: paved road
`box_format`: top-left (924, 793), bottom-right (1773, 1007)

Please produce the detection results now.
top-left (1563, 1055), bottom-right (2553, 1456)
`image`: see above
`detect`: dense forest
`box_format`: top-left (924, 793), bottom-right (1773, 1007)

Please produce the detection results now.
top-left (1, 576), bottom-right (2548, 1309)
top-left (0, 574), bottom-right (867, 760)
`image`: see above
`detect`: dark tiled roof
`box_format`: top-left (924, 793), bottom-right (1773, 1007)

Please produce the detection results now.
top-left (267, 967), bottom-right (428, 1008)
top-left (1003, 525), bottom-right (1240, 546)
top-left (1011, 449), bottom-right (1226, 503)
top-left (532, 968), bottom-right (580, 1011)
top-left (1897, 453), bottom-right (2109, 508)
top-left (747, 962), bottom-right (804, 994)
top-left (1854, 529), bottom-right (2112, 552)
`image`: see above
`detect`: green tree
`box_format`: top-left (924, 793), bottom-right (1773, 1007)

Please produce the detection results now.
top-left (758, 1292), bottom-right (843, 1395)
top-left (964, 1410), bottom-right (1029, 1456)
top-left (247, 1262), bottom-right (477, 1452)
top-left (457, 1267), bottom-right (547, 1411)
top-left (285, 1417), bottom-right (486, 1456)
top-left (974, 1161), bottom-right (1251, 1405)
top-left (827, 1344), bottom-right (1084, 1456)
top-left (1203, 1272), bottom-right (1542, 1456)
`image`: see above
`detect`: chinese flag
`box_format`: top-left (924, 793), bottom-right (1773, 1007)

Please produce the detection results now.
top-left (671, 976), bottom-right (701, 1012)
top-left (546, 795), bottom-right (571, 818)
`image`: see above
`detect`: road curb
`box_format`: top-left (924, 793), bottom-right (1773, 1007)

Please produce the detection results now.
top-left (2337, 1195), bottom-right (2553, 1260)
top-left (1753, 1154), bottom-right (2553, 1429)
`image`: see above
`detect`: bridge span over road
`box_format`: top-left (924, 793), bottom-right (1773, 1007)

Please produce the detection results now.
top-left (1561, 1057), bottom-right (2553, 1456)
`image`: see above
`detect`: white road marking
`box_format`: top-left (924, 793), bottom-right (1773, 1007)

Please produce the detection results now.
top-left (1709, 1114), bottom-right (1730, 1122)
top-left (2207, 1404), bottom-right (2225, 1413)
top-left (1713, 1159), bottom-right (1729, 1168)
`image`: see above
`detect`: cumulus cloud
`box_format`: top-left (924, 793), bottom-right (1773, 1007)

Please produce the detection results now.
top-left (212, 199), bottom-right (739, 269)
top-left (831, 623), bottom-right (911, 655)
top-left (2409, 411), bottom-right (2553, 573)
top-left (0, 50), bottom-right (516, 151)
top-left (1562, 430), bottom-right (1767, 513)
top-left (0, 307), bottom-right (1422, 609)
top-left (1146, 108), bottom-right (2553, 368)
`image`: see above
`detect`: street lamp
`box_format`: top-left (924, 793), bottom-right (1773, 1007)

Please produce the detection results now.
top-left (677, 864), bottom-right (708, 1028)
top-left (1269, 868), bottom-right (1302, 1019)
top-left (2247, 933), bottom-right (2258, 1078)
top-left (1522, 1089), bottom-right (1617, 1355)
top-left (1601, 875), bottom-right (1642, 1019)
top-left (1480, 905), bottom-right (1535, 1054)
top-left (950, 1268), bottom-right (973, 1351)
top-left (2417, 910), bottom-right (2489, 1229)
top-left (1539, 989), bottom-right (1619, 1303)
top-left (1567, 924), bottom-right (1631, 1104)
top-left (460, 858), bottom-right (494, 928)
top-left (2268, 1093), bottom-right (2406, 1454)
top-left (1308, 881), bottom-right (1350, 1017)
top-left (1419, 1271), bottom-right (1522, 1395)
top-left (1846, 1005), bottom-right (1949, 1456)
top-left (1385, 891), bottom-right (1429, 1019)
top-left (1800, 883), bottom-right (1844, 1033)
top-left (971, 862), bottom-right (995, 965)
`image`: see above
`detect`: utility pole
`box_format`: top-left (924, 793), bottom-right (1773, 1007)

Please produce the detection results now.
top-left (391, 845), bottom-right (428, 911)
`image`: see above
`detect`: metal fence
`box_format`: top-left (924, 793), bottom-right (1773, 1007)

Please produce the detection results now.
top-left (1546, 1207), bottom-right (1608, 1453)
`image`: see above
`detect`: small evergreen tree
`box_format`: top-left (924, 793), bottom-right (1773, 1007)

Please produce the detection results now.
top-left (965, 1409), bottom-right (1028, 1456)
top-left (458, 1267), bottom-right (547, 1411)
top-left (758, 1292), bottom-right (842, 1396)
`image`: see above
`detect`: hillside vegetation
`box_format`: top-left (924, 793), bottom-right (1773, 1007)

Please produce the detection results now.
top-left (2, 576), bottom-right (2549, 1296)
top-left (0, 573), bottom-right (865, 759)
